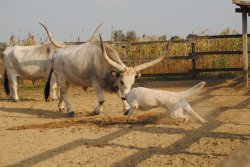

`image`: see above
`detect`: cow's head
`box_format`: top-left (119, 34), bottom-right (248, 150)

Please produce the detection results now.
top-left (99, 34), bottom-right (166, 96)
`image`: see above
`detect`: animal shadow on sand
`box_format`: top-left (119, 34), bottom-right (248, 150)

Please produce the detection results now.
top-left (0, 107), bottom-right (67, 119)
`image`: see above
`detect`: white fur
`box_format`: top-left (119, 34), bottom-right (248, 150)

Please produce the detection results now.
top-left (124, 82), bottom-right (208, 123)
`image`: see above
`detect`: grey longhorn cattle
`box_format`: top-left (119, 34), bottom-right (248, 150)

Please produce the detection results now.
top-left (42, 24), bottom-right (165, 117)
top-left (3, 42), bottom-right (60, 101)
top-left (3, 23), bottom-right (102, 102)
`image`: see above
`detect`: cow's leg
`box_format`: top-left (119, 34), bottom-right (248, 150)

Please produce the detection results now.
top-left (10, 75), bottom-right (20, 102)
top-left (92, 80), bottom-right (104, 115)
top-left (58, 88), bottom-right (65, 112)
top-left (50, 72), bottom-right (58, 101)
top-left (60, 81), bottom-right (74, 117)
top-left (9, 88), bottom-right (13, 100)
top-left (9, 82), bottom-right (13, 100)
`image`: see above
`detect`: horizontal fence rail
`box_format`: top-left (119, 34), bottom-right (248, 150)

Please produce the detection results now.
top-left (194, 68), bottom-right (243, 72)
top-left (194, 51), bottom-right (250, 56)
top-left (65, 34), bottom-right (250, 46)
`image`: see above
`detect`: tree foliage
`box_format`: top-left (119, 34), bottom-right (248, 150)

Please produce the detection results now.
top-left (126, 30), bottom-right (137, 41)
top-left (158, 35), bottom-right (167, 41)
top-left (111, 30), bottom-right (125, 41)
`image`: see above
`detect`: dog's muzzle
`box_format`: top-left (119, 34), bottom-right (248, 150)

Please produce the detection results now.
top-left (122, 97), bottom-right (126, 100)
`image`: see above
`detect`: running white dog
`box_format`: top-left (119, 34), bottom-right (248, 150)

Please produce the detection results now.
top-left (124, 82), bottom-right (208, 123)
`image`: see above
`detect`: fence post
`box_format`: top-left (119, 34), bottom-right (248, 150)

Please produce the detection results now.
top-left (121, 43), bottom-right (128, 63)
top-left (242, 10), bottom-right (248, 87)
top-left (191, 42), bottom-right (197, 78)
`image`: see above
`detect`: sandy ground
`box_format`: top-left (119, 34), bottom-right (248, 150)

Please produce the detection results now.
top-left (0, 79), bottom-right (249, 167)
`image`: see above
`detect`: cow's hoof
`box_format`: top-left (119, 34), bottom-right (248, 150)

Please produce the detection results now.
top-left (58, 105), bottom-right (65, 112)
top-left (12, 99), bottom-right (20, 102)
top-left (68, 111), bottom-right (75, 117)
top-left (59, 108), bottom-right (65, 112)
top-left (93, 110), bottom-right (100, 115)
top-left (51, 97), bottom-right (58, 101)
top-left (85, 112), bottom-right (98, 117)
top-left (82, 87), bottom-right (88, 91)
top-left (124, 110), bottom-right (129, 116)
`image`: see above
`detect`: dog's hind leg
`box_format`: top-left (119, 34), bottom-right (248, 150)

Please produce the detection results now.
top-left (170, 108), bottom-right (190, 123)
top-left (183, 103), bottom-right (208, 124)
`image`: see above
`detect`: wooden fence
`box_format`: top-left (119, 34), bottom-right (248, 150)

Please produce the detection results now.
top-left (115, 34), bottom-right (250, 79)
top-left (0, 34), bottom-right (249, 80)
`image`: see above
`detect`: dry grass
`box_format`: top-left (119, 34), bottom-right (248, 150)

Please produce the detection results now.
top-left (112, 37), bottom-right (248, 78)
top-left (0, 35), bottom-right (248, 78)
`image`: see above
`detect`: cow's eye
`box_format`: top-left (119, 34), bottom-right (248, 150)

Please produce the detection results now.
top-left (120, 81), bottom-right (124, 85)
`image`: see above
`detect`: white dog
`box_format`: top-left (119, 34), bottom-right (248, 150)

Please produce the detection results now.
top-left (124, 82), bottom-right (208, 123)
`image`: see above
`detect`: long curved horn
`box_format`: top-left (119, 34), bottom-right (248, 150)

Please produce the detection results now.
top-left (39, 22), bottom-right (66, 48)
top-left (99, 34), bottom-right (127, 72)
top-left (89, 23), bottom-right (103, 42)
top-left (134, 55), bottom-right (165, 72)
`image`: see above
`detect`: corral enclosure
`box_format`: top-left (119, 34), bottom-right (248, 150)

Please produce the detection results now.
top-left (0, 35), bottom-right (250, 166)
top-left (0, 79), bottom-right (249, 166)
top-left (1, 0), bottom-right (250, 166)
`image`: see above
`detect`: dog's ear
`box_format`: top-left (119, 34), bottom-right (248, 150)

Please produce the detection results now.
top-left (136, 73), bottom-right (141, 79)
top-left (111, 71), bottom-right (120, 78)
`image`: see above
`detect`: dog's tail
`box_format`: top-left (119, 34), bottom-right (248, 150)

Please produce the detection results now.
top-left (44, 68), bottom-right (53, 102)
top-left (3, 69), bottom-right (10, 96)
top-left (180, 82), bottom-right (206, 98)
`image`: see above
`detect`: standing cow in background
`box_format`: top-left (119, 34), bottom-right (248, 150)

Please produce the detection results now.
top-left (3, 43), bottom-right (60, 101)
top-left (42, 23), bottom-right (166, 117)
top-left (3, 23), bottom-right (103, 102)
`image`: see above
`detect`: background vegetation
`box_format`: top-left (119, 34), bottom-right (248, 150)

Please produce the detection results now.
top-left (110, 28), bottom-right (248, 78)
top-left (0, 27), bottom-right (249, 79)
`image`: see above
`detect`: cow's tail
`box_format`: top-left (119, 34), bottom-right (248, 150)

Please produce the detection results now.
top-left (3, 69), bottom-right (10, 96)
top-left (44, 68), bottom-right (53, 102)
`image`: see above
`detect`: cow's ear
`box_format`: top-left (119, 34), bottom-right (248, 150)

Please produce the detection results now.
top-left (111, 71), bottom-right (120, 78)
top-left (136, 73), bottom-right (141, 78)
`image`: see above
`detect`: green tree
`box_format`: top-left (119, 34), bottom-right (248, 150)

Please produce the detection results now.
top-left (170, 36), bottom-right (182, 41)
top-left (112, 30), bottom-right (125, 41)
top-left (186, 33), bottom-right (198, 39)
top-left (126, 30), bottom-right (137, 41)
top-left (220, 27), bottom-right (239, 35)
top-left (158, 34), bottom-right (167, 41)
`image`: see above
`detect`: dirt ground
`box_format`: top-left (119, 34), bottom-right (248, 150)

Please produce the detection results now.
top-left (0, 79), bottom-right (249, 167)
